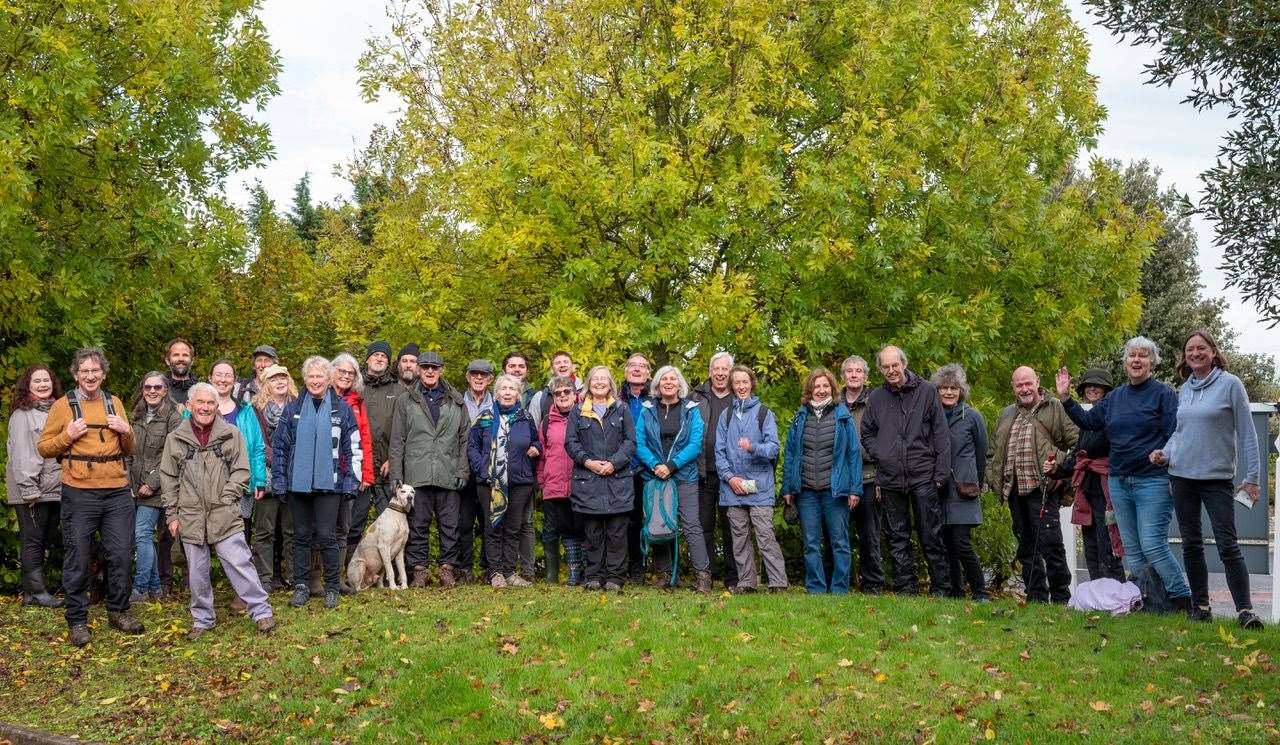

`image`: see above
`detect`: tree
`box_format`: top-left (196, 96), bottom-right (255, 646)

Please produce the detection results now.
top-left (353, 0), bottom-right (1159, 411)
top-left (1083, 0), bottom-right (1280, 323)
top-left (288, 172), bottom-right (322, 243)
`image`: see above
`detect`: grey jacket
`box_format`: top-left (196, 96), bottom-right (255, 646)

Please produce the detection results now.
top-left (5, 407), bottom-right (61, 504)
top-left (388, 381), bottom-right (470, 490)
top-left (942, 403), bottom-right (988, 526)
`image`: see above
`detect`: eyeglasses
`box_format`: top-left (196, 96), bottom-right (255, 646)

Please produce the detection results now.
top-left (335, 369), bottom-right (356, 379)
top-left (78, 368), bottom-right (103, 375)
top-left (143, 384), bottom-right (166, 392)
top-left (553, 389), bottom-right (574, 397)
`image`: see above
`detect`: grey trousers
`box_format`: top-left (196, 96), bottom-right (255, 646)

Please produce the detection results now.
top-left (651, 480), bottom-right (711, 575)
top-left (251, 495), bottom-right (292, 588)
top-left (184, 534), bottom-right (273, 630)
top-left (727, 505), bottom-right (788, 589)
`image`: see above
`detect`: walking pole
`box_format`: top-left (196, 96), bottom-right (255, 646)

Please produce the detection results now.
top-left (1027, 454), bottom-right (1056, 599)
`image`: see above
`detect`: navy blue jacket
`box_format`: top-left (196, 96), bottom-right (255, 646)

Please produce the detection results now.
top-left (467, 404), bottom-right (541, 486)
top-left (1062, 377), bottom-right (1178, 478)
top-left (564, 398), bottom-right (636, 515)
top-left (781, 402), bottom-right (864, 498)
top-left (270, 393), bottom-right (361, 497)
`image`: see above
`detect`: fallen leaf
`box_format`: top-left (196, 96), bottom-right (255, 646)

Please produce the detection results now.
top-left (1088, 701), bottom-right (1111, 712)
top-left (332, 688), bottom-right (349, 696)
top-left (1140, 700), bottom-right (1154, 715)
top-left (837, 659), bottom-right (854, 668)
top-left (539, 712), bottom-right (565, 729)
top-left (99, 697), bottom-right (117, 706)
top-left (1019, 649), bottom-right (1031, 662)
top-left (873, 672), bottom-right (888, 683)
top-left (637, 699), bottom-right (656, 712)
top-left (985, 726), bottom-right (996, 740)
top-left (992, 690), bottom-right (1002, 701)
top-left (737, 632), bottom-right (754, 643)
top-left (500, 642), bottom-right (519, 655)
top-left (722, 699), bottom-right (738, 712)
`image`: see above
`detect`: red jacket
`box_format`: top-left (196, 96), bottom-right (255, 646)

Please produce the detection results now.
top-left (342, 388), bottom-right (375, 486)
top-left (536, 405), bottom-right (574, 499)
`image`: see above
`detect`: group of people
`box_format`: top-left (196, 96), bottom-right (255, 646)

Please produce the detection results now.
top-left (4, 329), bottom-right (1267, 648)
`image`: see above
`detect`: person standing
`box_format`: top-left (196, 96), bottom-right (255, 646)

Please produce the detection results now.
top-left (388, 351), bottom-right (470, 589)
top-left (350, 341), bottom-right (400, 554)
top-left (6, 364), bottom-right (65, 608)
top-left (38, 348), bottom-right (143, 647)
top-left (233, 345), bottom-right (278, 407)
top-left (502, 352), bottom-right (534, 407)
top-left (164, 337), bottom-right (198, 406)
top-left (1153, 330), bottom-right (1264, 628)
top-left (127, 372), bottom-right (184, 604)
top-left (208, 360), bottom-right (268, 545)
top-left (458, 359), bottom-right (496, 582)
top-left (565, 366), bottom-right (636, 592)
top-left (160, 382), bottom-right (275, 639)
top-left (536, 376), bottom-right (586, 584)
top-left (619, 353), bottom-right (653, 582)
top-left (250, 364), bottom-right (297, 591)
top-left (932, 364), bottom-right (989, 601)
top-left (396, 343), bottom-right (420, 388)
top-left (988, 366), bottom-right (1077, 603)
top-left (860, 346), bottom-right (951, 596)
top-left (692, 352), bottom-right (738, 589)
top-left (331, 353), bottom-right (375, 595)
top-left (839, 354), bottom-right (884, 594)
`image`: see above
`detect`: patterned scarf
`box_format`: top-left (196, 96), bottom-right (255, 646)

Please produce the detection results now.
top-left (487, 402), bottom-right (517, 527)
top-left (263, 398), bottom-right (287, 434)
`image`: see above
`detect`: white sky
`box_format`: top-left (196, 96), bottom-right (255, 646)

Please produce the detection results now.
top-left (227, 0), bottom-right (1277, 359)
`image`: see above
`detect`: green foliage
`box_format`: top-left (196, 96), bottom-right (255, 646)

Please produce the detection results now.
top-left (287, 172), bottom-right (322, 244)
top-left (1083, 0), bottom-right (1280, 323)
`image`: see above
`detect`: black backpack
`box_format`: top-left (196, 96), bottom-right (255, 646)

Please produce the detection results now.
top-left (61, 389), bottom-right (126, 468)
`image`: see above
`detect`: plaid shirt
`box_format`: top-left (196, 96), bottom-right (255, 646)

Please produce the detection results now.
top-left (1002, 406), bottom-right (1040, 497)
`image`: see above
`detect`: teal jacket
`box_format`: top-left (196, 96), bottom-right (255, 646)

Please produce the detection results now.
top-left (182, 403), bottom-right (267, 492)
top-left (635, 398), bottom-right (704, 484)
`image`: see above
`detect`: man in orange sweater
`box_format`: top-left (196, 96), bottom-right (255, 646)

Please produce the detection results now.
top-left (38, 347), bottom-right (144, 647)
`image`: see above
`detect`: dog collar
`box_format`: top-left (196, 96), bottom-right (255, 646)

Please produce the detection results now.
top-left (387, 501), bottom-right (412, 515)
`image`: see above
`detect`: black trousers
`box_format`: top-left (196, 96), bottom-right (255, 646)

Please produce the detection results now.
top-left (583, 512), bottom-right (629, 585)
top-left (1171, 476), bottom-right (1253, 611)
top-left (542, 498), bottom-right (584, 541)
top-left (851, 481), bottom-right (885, 591)
top-left (61, 486), bottom-right (134, 626)
top-left (698, 474), bottom-right (738, 586)
top-left (405, 486), bottom-right (460, 569)
top-left (943, 524), bottom-right (986, 599)
top-left (1080, 476), bottom-right (1124, 582)
top-left (16, 501), bottom-right (60, 585)
top-left (456, 478), bottom-right (487, 575)
top-left (290, 490), bottom-right (341, 592)
top-left (157, 521), bottom-right (174, 588)
top-left (480, 483), bottom-right (534, 578)
top-left (880, 482), bottom-right (950, 596)
top-left (347, 482), bottom-right (392, 548)
top-left (1008, 487), bottom-right (1071, 602)
top-left (626, 474), bottom-right (646, 577)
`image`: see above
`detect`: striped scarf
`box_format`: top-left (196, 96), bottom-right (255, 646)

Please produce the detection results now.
top-left (487, 402), bottom-right (516, 527)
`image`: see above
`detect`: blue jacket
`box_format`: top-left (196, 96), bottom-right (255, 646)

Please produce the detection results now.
top-left (1063, 377), bottom-right (1178, 478)
top-left (781, 402), bottom-right (864, 498)
top-left (269, 394), bottom-right (361, 496)
top-left (714, 396), bottom-right (780, 507)
top-left (183, 403), bottom-right (267, 493)
top-left (467, 403), bottom-right (542, 486)
top-left (635, 398), bottom-right (704, 484)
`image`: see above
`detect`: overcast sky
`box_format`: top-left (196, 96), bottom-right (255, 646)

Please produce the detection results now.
top-left (228, 1), bottom-right (1277, 359)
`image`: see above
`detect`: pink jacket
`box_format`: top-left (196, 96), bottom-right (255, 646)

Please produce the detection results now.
top-left (537, 406), bottom-right (573, 499)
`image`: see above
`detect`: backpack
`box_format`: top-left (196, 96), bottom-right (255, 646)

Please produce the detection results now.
top-left (60, 389), bottom-right (126, 468)
top-left (641, 478), bottom-right (681, 586)
top-left (175, 439), bottom-right (236, 480)
top-left (1132, 566), bottom-right (1170, 614)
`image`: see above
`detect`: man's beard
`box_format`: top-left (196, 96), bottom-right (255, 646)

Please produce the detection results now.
top-left (400, 369), bottom-right (416, 383)
top-left (169, 362), bottom-right (190, 377)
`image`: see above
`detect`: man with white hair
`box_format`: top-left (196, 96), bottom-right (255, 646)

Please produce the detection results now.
top-left (839, 354), bottom-right (884, 594)
top-left (619, 353), bottom-right (654, 581)
top-left (691, 351), bottom-right (738, 588)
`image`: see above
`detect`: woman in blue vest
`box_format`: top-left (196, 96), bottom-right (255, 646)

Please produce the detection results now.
top-left (635, 365), bottom-right (711, 593)
top-left (781, 367), bottom-right (864, 594)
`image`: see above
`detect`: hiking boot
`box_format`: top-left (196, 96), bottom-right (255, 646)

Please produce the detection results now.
top-left (108, 611), bottom-right (145, 634)
top-left (731, 584), bottom-right (757, 594)
top-left (410, 565), bottom-right (430, 588)
top-left (583, 580), bottom-right (602, 591)
top-left (439, 564), bottom-right (457, 589)
top-left (507, 573), bottom-right (532, 588)
top-left (256, 616), bottom-right (277, 634)
top-left (1170, 596), bottom-right (1193, 615)
top-left (768, 586), bottom-right (788, 594)
top-left (490, 573), bottom-right (508, 589)
top-left (289, 585), bottom-right (310, 608)
top-left (324, 589), bottom-right (339, 609)
top-left (230, 596), bottom-right (248, 612)
top-left (604, 581), bottom-right (622, 593)
top-left (1188, 605), bottom-right (1213, 623)
top-left (67, 625), bottom-right (90, 647)
top-left (1239, 609), bottom-right (1264, 630)
top-left (186, 627), bottom-right (209, 642)
top-left (693, 570), bottom-right (713, 594)
top-left (455, 569), bottom-right (474, 585)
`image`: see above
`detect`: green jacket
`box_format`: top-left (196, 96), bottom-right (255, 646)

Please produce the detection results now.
top-left (986, 390), bottom-right (1078, 496)
top-left (388, 381), bottom-right (470, 490)
top-left (128, 399), bottom-right (184, 508)
top-left (159, 417), bottom-right (251, 546)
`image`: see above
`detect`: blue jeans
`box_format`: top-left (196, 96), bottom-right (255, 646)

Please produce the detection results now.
top-left (797, 489), bottom-right (851, 594)
top-left (133, 504), bottom-right (163, 594)
top-left (1108, 475), bottom-right (1190, 599)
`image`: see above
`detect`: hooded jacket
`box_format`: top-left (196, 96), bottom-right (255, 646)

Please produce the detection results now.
top-left (6, 405), bottom-right (62, 505)
top-left (860, 371), bottom-right (950, 490)
top-left (128, 399), bottom-right (184, 508)
top-left (159, 417), bottom-right (251, 546)
top-left (713, 396), bottom-right (780, 507)
top-left (635, 398), bottom-right (704, 484)
top-left (339, 387), bottom-right (376, 486)
top-left (388, 380), bottom-right (470, 490)
top-left (782, 402), bottom-right (864, 498)
top-left (564, 398), bottom-right (636, 515)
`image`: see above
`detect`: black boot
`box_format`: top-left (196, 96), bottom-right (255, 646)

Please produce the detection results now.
top-left (564, 539), bottom-right (585, 586)
top-left (21, 568), bottom-right (64, 608)
top-left (543, 539), bottom-right (561, 583)
top-left (1170, 595), bottom-right (1193, 615)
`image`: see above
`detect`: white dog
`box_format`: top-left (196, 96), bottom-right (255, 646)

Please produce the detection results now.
top-left (346, 483), bottom-right (415, 591)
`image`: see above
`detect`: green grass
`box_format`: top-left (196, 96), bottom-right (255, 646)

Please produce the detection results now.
top-left (0, 586), bottom-right (1276, 743)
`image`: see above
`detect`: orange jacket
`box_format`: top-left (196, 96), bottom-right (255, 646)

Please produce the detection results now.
top-left (37, 392), bottom-right (134, 489)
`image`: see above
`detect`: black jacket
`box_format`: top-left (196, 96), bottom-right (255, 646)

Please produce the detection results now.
top-left (860, 371), bottom-right (951, 489)
top-left (564, 399), bottom-right (636, 515)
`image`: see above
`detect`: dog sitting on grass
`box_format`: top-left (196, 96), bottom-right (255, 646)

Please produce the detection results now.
top-left (346, 483), bottom-right (415, 591)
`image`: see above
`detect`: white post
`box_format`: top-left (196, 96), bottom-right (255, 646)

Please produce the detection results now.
top-left (1272, 457), bottom-right (1279, 623)
top-left (1060, 507), bottom-right (1078, 593)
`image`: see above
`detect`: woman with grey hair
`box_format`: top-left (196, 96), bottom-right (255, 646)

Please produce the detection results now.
top-left (330, 353), bottom-right (374, 594)
top-left (1056, 336), bottom-right (1191, 611)
top-left (635, 365), bottom-right (712, 592)
top-left (931, 364), bottom-right (989, 601)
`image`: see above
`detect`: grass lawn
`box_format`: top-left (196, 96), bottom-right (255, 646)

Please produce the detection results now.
top-left (0, 585), bottom-right (1276, 744)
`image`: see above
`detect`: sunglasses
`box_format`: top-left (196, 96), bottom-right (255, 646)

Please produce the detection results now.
top-left (553, 389), bottom-right (574, 397)
top-left (143, 384), bottom-right (166, 392)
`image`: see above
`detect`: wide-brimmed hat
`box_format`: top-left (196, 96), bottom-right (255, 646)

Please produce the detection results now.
top-left (1076, 367), bottom-right (1114, 397)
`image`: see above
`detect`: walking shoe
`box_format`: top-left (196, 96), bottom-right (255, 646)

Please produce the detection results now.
top-left (456, 569), bottom-right (474, 585)
top-left (768, 586), bottom-right (788, 594)
top-left (186, 626), bottom-right (210, 642)
top-left (730, 584), bottom-right (757, 594)
top-left (108, 611), bottom-right (145, 634)
top-left (1238, 609), bottom-right (1264, 630)
top-left (693, 570), bottom-right (713, 594)
top-left (230, 596), bottom-right (248, 612)
top-left (520, 572), bottom-right (536, 585)
top-left (324, 589), bottom-right (339, 609)
top-left (67, 625), bottom-right (90, 647)
top-left (128, 589), bottom-right (150, 606)
top-left (604, 581), bottom-right (622, 592)
top-left (256, 616), bottom-right (277, 634)
top-left (410, 565), bottom-right (430, 588)
top-left (1188, 605), bottom-right (1213, 623)
top-left (583, 580), bottom-right (602, 591)
top-left (507, 573), bottom-right (532, 588)
top-left (289, 584), bottom-right (310, 608)
top-left (490, 573), bottom-right (508, 589)
top-left (439, 564), bottom-right (457, 589)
